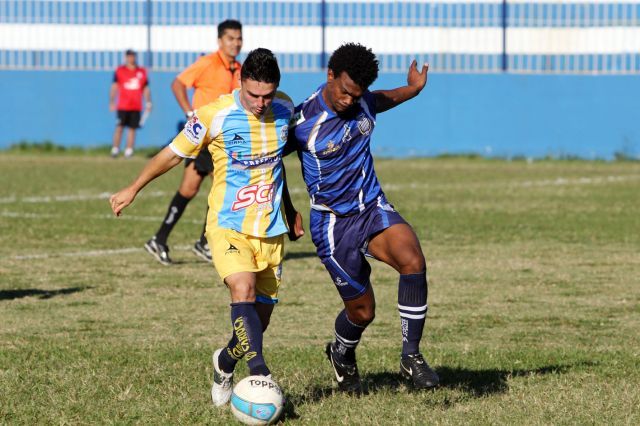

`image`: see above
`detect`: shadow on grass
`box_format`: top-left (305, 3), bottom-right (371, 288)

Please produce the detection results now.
top-left (269, 361), bottom-right (598, 421)
top-left (365, 361), bottom-right (598, 397)
top-left (0, 286), bottom-right (90, 301)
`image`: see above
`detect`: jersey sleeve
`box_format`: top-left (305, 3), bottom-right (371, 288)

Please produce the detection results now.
top-left (363, 90), bottom-right (377, 118)
top-left (169, 106), bottom-right (217, 159)
top-left (176, 56), bottom-right (209, 88)
top-left (284, 106), bottom-right (305, 156)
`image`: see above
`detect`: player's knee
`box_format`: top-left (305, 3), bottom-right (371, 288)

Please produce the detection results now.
top-left (178, 183), bottom-right (199, 199)
top-left (228, 284), bottom-right (255, 303)
top-left (348, 304), bottom-right (375, 325)
top-left (397, 251), bottom-right (426, 275)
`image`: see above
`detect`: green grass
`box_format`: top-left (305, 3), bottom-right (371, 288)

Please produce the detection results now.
top-left (1, 153), bottom-right (639, 425)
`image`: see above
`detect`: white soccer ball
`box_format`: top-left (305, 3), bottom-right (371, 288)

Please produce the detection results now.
top-left (230, 375), bottom-right (285, 425)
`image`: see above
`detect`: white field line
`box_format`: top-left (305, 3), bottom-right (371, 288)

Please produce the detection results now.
top-left (1, 175), bottom-right (638, 206)
top-left (0, 211), bottom-right (203, 225)
top-left (9, 245), bottom-right (192, 261)
top-left (382, 174), bottom-right (640, 191)
top-left (0, 190), bottom-right (171, 204)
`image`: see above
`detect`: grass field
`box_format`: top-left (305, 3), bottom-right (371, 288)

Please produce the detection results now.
top-left (1, 153), bottom-right (639, 425)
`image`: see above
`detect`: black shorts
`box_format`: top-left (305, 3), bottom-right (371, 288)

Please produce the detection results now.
top-left (117, 110), bottom-right (141, 129)
top-left (185, 149), bottom-right (213, 176)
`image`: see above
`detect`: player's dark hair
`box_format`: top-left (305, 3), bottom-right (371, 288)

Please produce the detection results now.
top-left (241, 48), bottom-right (280, 85)
top-left (218, 19), bottom-right (242, 38)
top-left (328, 43), bottom-right (379, 90)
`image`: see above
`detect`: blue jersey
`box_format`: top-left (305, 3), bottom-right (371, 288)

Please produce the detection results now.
top-left (288, 85), bottom-right (383, 216)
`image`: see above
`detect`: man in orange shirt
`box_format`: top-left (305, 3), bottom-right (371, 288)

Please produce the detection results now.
top-left (145, 19), bottom-right (242, 265)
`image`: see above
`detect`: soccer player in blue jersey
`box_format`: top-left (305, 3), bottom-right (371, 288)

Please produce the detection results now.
top-left (287, 43), bottom-right (438, 392)
top-left (110, 48), bottom-right (304, 406)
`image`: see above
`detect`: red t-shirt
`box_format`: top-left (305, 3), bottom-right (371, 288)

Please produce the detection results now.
top-left (114, 65), bottom-right (148, 111)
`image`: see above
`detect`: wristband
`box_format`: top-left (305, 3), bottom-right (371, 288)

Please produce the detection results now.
top-left (186, 110), bottom-right (195, 119)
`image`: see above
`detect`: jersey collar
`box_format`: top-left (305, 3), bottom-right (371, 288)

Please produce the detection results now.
top-left (216, 50), bottom-right (237, 71)
top-left (316, 83), bottom-right (336, 117)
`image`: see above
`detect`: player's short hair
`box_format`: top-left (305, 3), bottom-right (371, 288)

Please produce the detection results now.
top-left (241, 48), bottom-right (280, 85)
top-left (218, 19), bottom-right (242, 38)
top-left (328, 43), bottom-right (379, 90)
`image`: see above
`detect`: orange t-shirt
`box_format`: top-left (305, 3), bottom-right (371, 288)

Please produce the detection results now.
top-left (177, 51), bottom-right (241, 110)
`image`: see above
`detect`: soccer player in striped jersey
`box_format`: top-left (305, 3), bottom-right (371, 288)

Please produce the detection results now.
top-left (287, 43), bottom-right (438, 392)
top-left (109, 49), bottom-right (304, 406)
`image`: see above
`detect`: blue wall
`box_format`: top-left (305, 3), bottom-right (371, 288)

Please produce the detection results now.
top-left (1, 70), bottom-right (638, 159)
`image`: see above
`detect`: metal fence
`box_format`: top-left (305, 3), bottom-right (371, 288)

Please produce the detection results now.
top-left (1, 0), bottom-right (639, 73)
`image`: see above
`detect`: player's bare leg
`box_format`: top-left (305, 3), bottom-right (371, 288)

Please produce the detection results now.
top-left (124, 128), bottom-right (136, 158)
top-left (146, 162), bottom-right (207, 265)
top-left (178, 164), bottom-right (213, 262)
top-left (178, 161), bottom-right (205, 199)
top-left (111, 124), bottom-right (124, 157)
top-left (368, 223), bottom-right (439, 389)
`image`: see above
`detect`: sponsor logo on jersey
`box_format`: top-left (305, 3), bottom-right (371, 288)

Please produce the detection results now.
top-left (229, 152), bottom-right (281, 170)
top-left (123, 77), bottom-right (141, 91)
top-left (183, 115), bottom-right (206, 146)
top-left (229, 133), bottom-right (245, 145)
top-left (357, 113), bottom-right (372, 136)
top-left (321, 141), bottom-right (342, 156)
top-left (232, 184), bottom-right (274, 211)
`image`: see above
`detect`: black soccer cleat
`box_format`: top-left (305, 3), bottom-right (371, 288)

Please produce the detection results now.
top-left (325, 342), bottom-right (362, 394)
top-left (144, 237), bottom-right (172, 266)
top-left (400, 353), bottom-right (440, 390)
top-left (192, 240), bottom-right (212, 262)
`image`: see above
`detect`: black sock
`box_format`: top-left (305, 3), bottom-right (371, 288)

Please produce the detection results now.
top-left (333, 309), bottom-right (367, 364)
top-left (398, 272), bottom-right (428, 358)
top-left (230, 302), bottom-right (270, 376)
top-left (154, 191), bottom-right (191, 245)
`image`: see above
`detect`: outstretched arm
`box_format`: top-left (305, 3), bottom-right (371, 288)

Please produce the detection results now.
top-left (109, 146), bottom-right (183, 216)
top-left (372, 60), bottom-right (429, 113)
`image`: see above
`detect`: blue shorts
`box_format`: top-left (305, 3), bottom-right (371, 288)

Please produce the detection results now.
top-left (309, 195), bottom-right (408, 301)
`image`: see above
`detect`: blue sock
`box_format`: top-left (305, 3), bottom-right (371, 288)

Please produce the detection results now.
top-left (333, 309), bottom-right (367, 364)
top-left (398, 272), bottom-right (428, 358)
top-left (229, 302), bottom-right (270, 376)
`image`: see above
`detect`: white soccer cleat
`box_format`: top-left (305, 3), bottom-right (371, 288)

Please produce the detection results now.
top-left (124, 147), bottom-right (134, 158)
top-left (211, 348), bottom-right (234, 407)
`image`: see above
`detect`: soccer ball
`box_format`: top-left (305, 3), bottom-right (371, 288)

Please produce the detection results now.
top-left (230, 375), bottom-right (285, 425)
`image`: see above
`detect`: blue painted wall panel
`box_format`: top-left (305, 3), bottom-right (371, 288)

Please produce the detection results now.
top-left (0, 70), bottom-right (638, 159)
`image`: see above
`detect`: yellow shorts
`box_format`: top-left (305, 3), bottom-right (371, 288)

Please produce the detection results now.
top-left (207, 227), bottom-right (284, 304)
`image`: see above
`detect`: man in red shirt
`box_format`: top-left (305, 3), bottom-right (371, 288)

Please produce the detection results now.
top-left (109, 49), bottom-right (152, 158)
top-left (144, 20), bottom-right (242, 265)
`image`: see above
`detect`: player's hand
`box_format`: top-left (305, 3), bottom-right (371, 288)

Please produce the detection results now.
top-left (145, 102), bottom-right (152, 112)
top-left (109, 102), bottom-right (116, 112)
top-left (287, 211), bottom-right (305, 242)
top-left (109, 187), bottom-right (137, 217)
top-left (407, 60), bottom-right (429, 94)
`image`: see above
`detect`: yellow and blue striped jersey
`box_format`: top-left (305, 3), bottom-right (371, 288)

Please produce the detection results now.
top-left (169, 89), bottom-right (294, 238)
